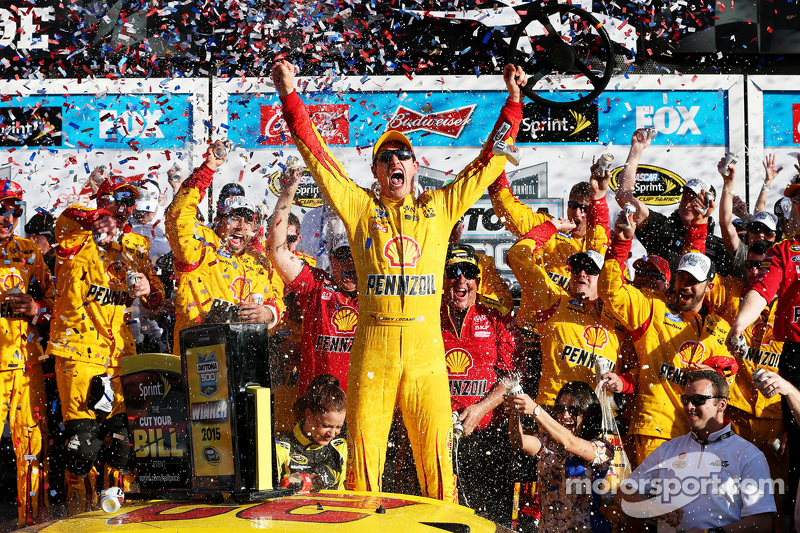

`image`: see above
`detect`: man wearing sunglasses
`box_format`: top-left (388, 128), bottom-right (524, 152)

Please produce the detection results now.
top-left (620, 369), bottom-right (775, 533)
top-left (727, 173), bottom-right (800, 514)
top-left (272, 60), bottom-right (525, 502)
top-left (507, 227), bottom-right (624, 406)
top-left (600, 214), bottom-right (737, 465)
top-left (719, 157), bottom-right (778, 281)
top-left (267, 164), bottom-right (357, 397)
top-left (615, 129), bottom-right (731, 279)
top-left (48, 175), bottom-right (165, 514)
top-left (166, 142), bottom-right (284, 357)
top-left (440, 244), bottom-right (523, 526)
top-left (0, 180), bottom-right (55, 526)
top-left (631, 254), bottom-right (671, 293)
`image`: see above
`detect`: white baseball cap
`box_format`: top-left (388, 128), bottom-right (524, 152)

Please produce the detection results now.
top-left (221, 195), bottom-right (258, 219)
top-left (567, 250), bottom-right (605, 274)
top-left (677, 252), bottom-right (714, 282)
top-left (748, 211), bottom-right (778, 232)
top-left (135, 180), bottom-right (161, 213)
top-left (684, 178), bottom-right (716, 200)
top-left (326, 215), bottom-right (349, 253)
top-left (776, 197), bottom-right (792, 220)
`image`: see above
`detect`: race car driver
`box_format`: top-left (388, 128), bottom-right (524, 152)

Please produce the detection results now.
top-left (441, 243), bottom-right (522, 526)
top-left (267, 163), bottom-right (358, 394)
top-left (599, 213), bottom-right (737, 463)
top-left (165, 143), bottom-right (284, 355)
top-left (47, 176), bottom-right (164, 514)
top-left (271, 60), bottom-right (526, 502)
top-left (507, 219), bottom-right (624, 405)
top-left (0, 180), bottom-right (54, 526)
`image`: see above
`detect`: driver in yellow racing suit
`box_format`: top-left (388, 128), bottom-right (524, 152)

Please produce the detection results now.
top-left (271, 60), bottom-right (526, 502)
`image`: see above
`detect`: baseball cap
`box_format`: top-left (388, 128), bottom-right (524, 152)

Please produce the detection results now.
top-left (632, 255), bottom-right (672, 285)
top-left (785, 174), bottom-right (800, 198)
top-left (0, 180), bottom-right (23, 202)
top-left (683, 178), bottom-right (716, 200)
top-left (775, 197), bottom-right (792, 220)
top-left (677, 252), bottom-right (715, 282)
top-left (92, 176), bottom-right (139, 200)
top-left (732, 217), bottom-right (746, 232)
top-left (372, 130), bottom-right (414, 161)
top-left (220, 195), bottom-right (258, 221)
top-left (135, 180), bottom-right (161, 213)
top-left (326, 215), bottom-right (349, 253)
top-left (747, 211), bottom-right (778, 233)
top-left (445, 244), bottom-right (480, 278)
top-left (24, 212), bottom-right (55, 237)
top-left (217, 183), bottom-right (246, 210)
top-left (568, 250), bottom-right (605, 275)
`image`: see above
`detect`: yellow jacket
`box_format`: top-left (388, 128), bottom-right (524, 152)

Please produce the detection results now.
top-left (47, 206), bottom-right (164, 368)
top-left (599, 257), bottom-right (735, 440)
top-left (476, 251), bottom-right (513, 316)
top-left (708, 274), bottom-right (782, 419)
top-left (508, 237), bottom-right (622, 405)
top-left (165, 165), bottom-right (284, 354)
top-left (0, 236), bottom-right (54, 370)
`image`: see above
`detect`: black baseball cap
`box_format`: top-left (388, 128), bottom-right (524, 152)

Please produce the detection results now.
top-left (25, 212), bottom-right (55, 237)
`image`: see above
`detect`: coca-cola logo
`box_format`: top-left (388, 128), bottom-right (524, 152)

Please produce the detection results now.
top-left (385, 105), bottom-right (476, 139)
top-left (260, 104), bottom-right (349, 146)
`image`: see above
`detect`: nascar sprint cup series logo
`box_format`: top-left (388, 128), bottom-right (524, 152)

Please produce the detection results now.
top-left (197, 351), bottom-right (219, 398)
top-left (609, 165), bottom-right (686, 206)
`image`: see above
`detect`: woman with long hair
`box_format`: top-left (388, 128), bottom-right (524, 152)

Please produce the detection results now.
top-left (507, 380), bottom-right (612, 532)
top-left (275, 374), bottom-right (347, 490)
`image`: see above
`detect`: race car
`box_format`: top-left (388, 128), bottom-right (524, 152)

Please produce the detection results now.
top-left (25, 323), bottom-right (509, 533)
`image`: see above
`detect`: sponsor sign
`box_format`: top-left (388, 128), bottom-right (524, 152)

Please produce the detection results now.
top-left (0, 106), bottom-right (61, 146)
top-left (385, 104), bottom-right (476, 138)
top-left (267, 169), bottom-right (323, 208)
top-left (608, 164), bottom-right (687, 206)
top-left (518, 103), bottom-right (599, 143)
top-left (795, 103), bottom-right (800, 144)
top-left (259, 104), bottom-right (349, 145)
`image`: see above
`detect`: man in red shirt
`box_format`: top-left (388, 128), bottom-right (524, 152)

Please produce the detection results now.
top-left (441, 244), bottom-right (523, 526)
top-left (267, 164), bottom-right (358, 395)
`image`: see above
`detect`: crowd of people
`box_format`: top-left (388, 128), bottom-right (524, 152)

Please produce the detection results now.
top-left (1, 60), bottom-right (799, 533)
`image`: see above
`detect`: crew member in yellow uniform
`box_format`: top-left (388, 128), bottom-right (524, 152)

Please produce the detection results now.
top-left (0, 181), bottom-right (54, 526)
top-left (47, 176), bottom-right (164, 514)
top-left (272, 60), bottom-right (526, 502)
top-left (598, 214), bottom-right (738, 463)
top-left (166, 144), bottom-right (284, 355)
top-left (507, 220), bottom-right (623, 405)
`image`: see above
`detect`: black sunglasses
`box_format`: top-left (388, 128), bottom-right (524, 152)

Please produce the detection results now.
top-left (106, 191), bottom-right (136, 207)
top-left (680, 393), bottom-right (724, 407)
top-left (568, 200), bottom-right (589, 212)
top-left (747, 223), bottom-right (775, 236)
top-left (745, 260), bottom-right (764, 270)
top-left (286, 234), bottom-right (299, 244)
top-left (569, 261), bottom-right (600, 276)
top-left (445, 264), bottom-right (479, 280)
top-left (374, 149), bottom-right (414, 163)
top-left (331, 247), bottom-right (352, 262)
top-left (553, 404), bottom-right (580, 417)
top-left (635, 268), bottom-right (666, 282)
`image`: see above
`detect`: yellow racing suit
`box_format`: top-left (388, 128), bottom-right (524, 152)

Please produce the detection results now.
top-left (508, 234), bottom-right (623, 405)
top-left (0, 235), bottom-right (54, 526)
top-left (165, 164), bottom-right (284, 355)
top-left (47, 206), bottom-right (164, 514)
top-left (279, 88), bottom-right (522, 502)
top-left (598, 246), bottom-right (736, 462)
top-left (476, 251), bottom-right (513, 315)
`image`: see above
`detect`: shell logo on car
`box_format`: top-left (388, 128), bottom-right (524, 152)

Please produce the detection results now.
top-left (582, 325), bottom-right (609, 350)
top-left (445, 348), bottom-right (473, 375)
top-left (678, 340), bottom-right (705, 366)
top-left (332, 307), bottom-right (358, 334)
top-left (383, 236), bottom-right (421, 268)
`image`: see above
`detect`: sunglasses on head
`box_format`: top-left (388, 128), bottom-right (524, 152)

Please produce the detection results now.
top-left (286, 234), bottom-right (299, 244)
top-left (374, 149), bottom-right (414, 163)
top-left (444, 264), bottom-right (479, 280)
top-left (680, 393), bottom-right (724, 407)
top-left (635, 268), bottom-right (666, 282)
top-left (331, 247), bottom-right (352, 262)
top-left (568, 200), bottom-right (589, 212)
top-left (553, 404), bottom-right (580, 417)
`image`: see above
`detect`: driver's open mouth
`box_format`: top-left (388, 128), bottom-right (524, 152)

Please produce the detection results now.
top-left (677, 292), bottom-right (692, 304)
top-left (228, 233), bottom-right (244, 246)
top-left (390, 171), bottom-right (405, 188)
top-left (454, 288), bottom-right (467, 298)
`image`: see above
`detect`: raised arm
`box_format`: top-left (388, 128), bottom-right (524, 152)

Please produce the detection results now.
top-left (614, 129), bottom-right (651, 227)
top-left (266, 165), bottom-right (306, 285)
top-left (755, 155), bottom-right (782, 214)
top-left (719, 156), bottom-right (741, 254)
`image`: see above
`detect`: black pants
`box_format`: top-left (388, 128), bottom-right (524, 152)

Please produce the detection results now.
top-left (454, 424), bottom-right (514, 528)
top-left (779, 341), bottom-right (800, 516)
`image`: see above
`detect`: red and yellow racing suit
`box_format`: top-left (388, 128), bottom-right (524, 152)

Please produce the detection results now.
top-left (475, 251), bottom-right (513, 315)
top-left (165, 164), bottom-right (284, 355)
top-left (508, 231), bottom-right (623, 405)
top-left (599, 238), bottom-right (736, 463)
top-left (0, 235), bottom-right (53, 526)
top-left (48, 207), bottom-right (164, 513)
top-left (279, 88), bottom-right (521, 502)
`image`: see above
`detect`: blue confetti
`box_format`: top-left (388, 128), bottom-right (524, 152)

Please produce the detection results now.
top-left (365, 237), bottom-right (372, 249)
